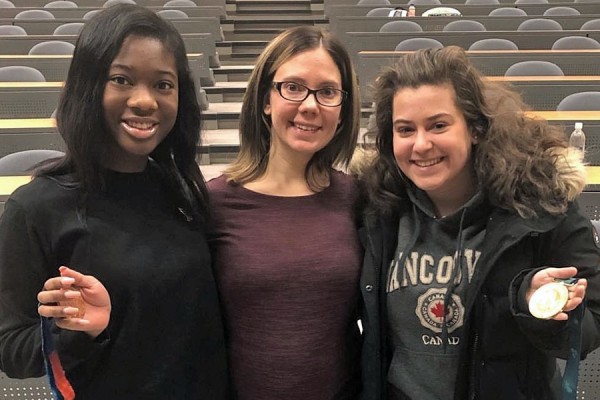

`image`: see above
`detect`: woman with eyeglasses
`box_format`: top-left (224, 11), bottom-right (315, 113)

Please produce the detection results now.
top-left (207, 26), bottom-right (363, 400)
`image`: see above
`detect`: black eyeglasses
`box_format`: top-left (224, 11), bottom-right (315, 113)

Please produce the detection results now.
top-left (272, 81), bottom-right (347, 107)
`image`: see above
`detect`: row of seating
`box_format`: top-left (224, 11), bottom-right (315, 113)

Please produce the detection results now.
top-left (330, 14), bottom-right (600, 38)
top-left (326, 0), bottom-right (600, 7)
top-left (368, 4), bottom-right (594, 13)
top-left (356, 0), bottom-right (599, 5)
top-left (344, 30), bottom-right (600, 65)
top-left (0, 0), bottom-right (198, 8)
top-left (2, 0), bottom-right (225, 8)
top-left (0, 4), bottom-right (226, 18)
top-left (3, 6), bottom-right (195, 19)
top-left (373, 17), bottom-right (600, 31)
top-left (0, 14), bottom-right (224, 39)
top-left (326, 3), bottom-right (600, 17)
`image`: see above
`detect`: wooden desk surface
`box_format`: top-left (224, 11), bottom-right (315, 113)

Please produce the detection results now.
top-left (524, 111), bottom-right (600, 122)
top-left (0, 55), bottom-right (72, 60)
top-left (360, 50), bottom-right (600, 55)
top-left (587, 166), bottom-right (600, 185)
top-left (487, 76), bottom-right (600, 83)
top-left (0, 53), bottom-right (201, 60)
top-left (0, 176), bottom-right (32, 199)
top-left (1, 112), bottom-right (599, 132)
top-left (0, 118), bottom-right (56, 129)
top-left (0, 82), bottom-right (63, 89)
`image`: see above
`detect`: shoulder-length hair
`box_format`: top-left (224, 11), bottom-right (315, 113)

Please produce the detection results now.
top-left (365, 46), bottom-right (579, 218)
top-left (40, 4), bottom-right (209, 221)
top-left (224, 25), bottom-right (360, 192)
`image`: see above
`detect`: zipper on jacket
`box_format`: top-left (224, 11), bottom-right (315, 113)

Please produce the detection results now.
top-left (469, 309), bottom-right (481, 400)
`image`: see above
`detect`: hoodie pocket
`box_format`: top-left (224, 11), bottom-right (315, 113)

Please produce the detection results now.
top-left (387, 345), bottom-right (459, 400)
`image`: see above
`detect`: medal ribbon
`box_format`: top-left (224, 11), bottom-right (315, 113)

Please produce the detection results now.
top-left (561, 301), bottom-right (585, 400)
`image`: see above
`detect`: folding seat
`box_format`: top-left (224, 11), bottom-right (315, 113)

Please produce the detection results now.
top-left (163, 0), bottom-right (196, 5)
top-left (466, 0), bottom-right (499, 4)
top-left (0, 65), bottom-right (46, 82)
top-left (517, 18), bottom-right (563, 31)
top-left (543, 6), bottom-right (580, 16)
top-left (488, 7), bottom-right (527, 16)
top-left (44, 0), bottom-right (78, 7)
top-left (103, 0), bottom-right (136, 7)
top-left (0, 150), bottom-right (65, 175)
top-left (366, 7), bottom-right (395, 16)
top-left (83, 9), bottom-right (101, 19)
top-left (469, 38), bottom-right (518, 50)
top-left (0, 25), bottom-right (27, 35)
top-left (379, 20), bottom-right (423, 32)
top-left (443, 20), bottom-right (486, 31)
top-left (504, 60), bottom-right (564, 76)
top-left (395, 37), bottom-right (443, 51)
top-left (0, 0), bottom-right (15, 7)
top-left (28, 40), bottom-right (76, 55)
top-left (556, 92), bottom-right (600, 111)
top-left (551, 36), bottom-right (600, 50)
top-left (356, 0), bottom-right (390, 5)
top-left (581, 19), bottom-right (600, 30)
top-left (15, 9), bottom-right (55, 19)
top-left (408, 0), bottom-right (442, 5)
top-left (156, 9), bottom-right (189, 19)
top-left (52, 22), bottom-right (84, 35)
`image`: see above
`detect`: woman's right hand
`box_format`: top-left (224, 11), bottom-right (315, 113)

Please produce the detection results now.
top-left (37, 266), bottom-right (111, 339)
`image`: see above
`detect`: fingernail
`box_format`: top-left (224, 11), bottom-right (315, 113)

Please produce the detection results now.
top-left (60, 277), bottom-right (75, 285)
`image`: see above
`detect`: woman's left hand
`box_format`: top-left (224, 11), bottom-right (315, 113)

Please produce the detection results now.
top-left (526, 266), bottom-right (587, 321)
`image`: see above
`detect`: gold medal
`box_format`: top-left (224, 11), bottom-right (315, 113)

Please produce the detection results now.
top-left (528, 281), bottom-right (569, 319)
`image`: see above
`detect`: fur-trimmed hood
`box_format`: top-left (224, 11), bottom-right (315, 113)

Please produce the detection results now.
top-left (552, 147), bottom-right (586, 203)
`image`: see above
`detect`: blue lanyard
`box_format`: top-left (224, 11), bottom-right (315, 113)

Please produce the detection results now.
top-left (561, 302), bottom-right (585, 400)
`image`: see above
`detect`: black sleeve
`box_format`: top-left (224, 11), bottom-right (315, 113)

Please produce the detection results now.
top-left (510, 204), bottom-right (600, 359)
top-left (0, 198), bottom-right (49, 378)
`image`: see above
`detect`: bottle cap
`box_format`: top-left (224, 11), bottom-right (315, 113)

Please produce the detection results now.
top-left (575, 122), bottom-right (583, 130)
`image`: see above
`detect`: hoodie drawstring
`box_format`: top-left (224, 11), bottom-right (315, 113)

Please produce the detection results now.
top-left (441, 207), bottom-right (467, 353)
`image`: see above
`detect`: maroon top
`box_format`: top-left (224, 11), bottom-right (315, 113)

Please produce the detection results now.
top-left (208, 171), bottom-right (363, 400)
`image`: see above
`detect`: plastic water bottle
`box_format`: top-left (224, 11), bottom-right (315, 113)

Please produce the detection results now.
top-left (569, 122), bottom-right (586, 160)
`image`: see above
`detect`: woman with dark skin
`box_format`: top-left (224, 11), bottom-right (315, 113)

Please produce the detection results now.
top-left (0, 5), bottom-right (229, 399)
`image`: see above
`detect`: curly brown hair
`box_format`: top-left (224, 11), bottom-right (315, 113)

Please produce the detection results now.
top-left (363, 46), bottom-right (583, 218)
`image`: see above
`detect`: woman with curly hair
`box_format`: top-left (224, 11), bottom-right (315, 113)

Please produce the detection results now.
top-left (360, 46), bottom-right (600, 400)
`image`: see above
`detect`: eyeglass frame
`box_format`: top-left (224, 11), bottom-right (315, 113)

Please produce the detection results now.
top-left (271, 81), bottom-right (347, 107)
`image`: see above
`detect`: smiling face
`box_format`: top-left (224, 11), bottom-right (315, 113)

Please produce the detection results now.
top-left (102, 35), bottom-right (178, 172)
top-left (392, 84), bottom-right (478, 211)
top-left (263, 47), bottom-right (343, 165)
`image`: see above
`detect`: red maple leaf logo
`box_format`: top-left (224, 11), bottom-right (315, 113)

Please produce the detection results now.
top-left (430, 301), bottom-right (448, 320)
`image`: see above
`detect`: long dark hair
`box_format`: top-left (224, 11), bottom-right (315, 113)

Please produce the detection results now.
top-left (40, 4), bottom-right (209, 221)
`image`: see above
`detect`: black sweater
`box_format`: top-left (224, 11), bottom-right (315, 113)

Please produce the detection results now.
top-left (0, 166), bottom-right (229, 399)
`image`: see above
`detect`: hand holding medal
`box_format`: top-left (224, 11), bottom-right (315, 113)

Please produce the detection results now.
top-left (37, 266), bottom-right (111, 338)
top-left (527, 267), bottom-right (588, 320)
